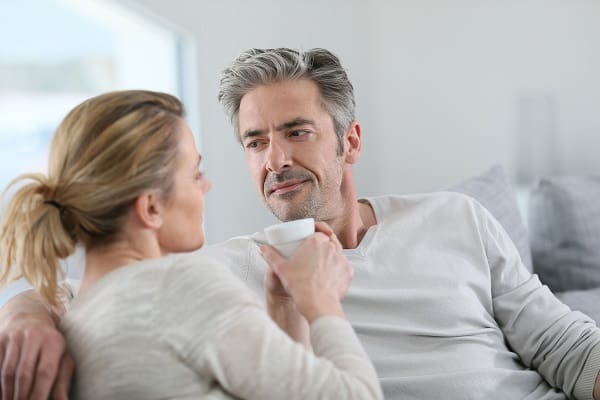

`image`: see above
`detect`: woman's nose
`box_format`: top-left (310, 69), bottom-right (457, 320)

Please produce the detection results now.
top-left (203, 177), bottom-right (212, 193)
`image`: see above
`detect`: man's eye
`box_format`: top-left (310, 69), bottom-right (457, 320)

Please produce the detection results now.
top-left (290, 130), bottom-right (309, 137)
top-left (246, 141), bottom-right (259, 148)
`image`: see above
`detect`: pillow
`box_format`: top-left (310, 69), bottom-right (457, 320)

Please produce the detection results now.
top-left (528, 176), bottom-right (600, 292)
top-left (450, 165), bottom-right (533, 272)
top-left (555, 287), bottom-right (600, 324)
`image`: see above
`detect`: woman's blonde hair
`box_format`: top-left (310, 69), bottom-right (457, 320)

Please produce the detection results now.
top-left (0, 90), bottom-right (184, 305)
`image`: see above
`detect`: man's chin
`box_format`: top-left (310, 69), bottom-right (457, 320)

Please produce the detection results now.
top-left (267, 202), bottom-right (314, 222)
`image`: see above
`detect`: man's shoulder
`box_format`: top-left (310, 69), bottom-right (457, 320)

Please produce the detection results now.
top-left (365, 191), bottom-right (480, 220)
top-left (199, 234), bottom-right (260, 277)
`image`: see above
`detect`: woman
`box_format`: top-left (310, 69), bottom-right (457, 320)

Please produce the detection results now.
top-left (0, 90), bottom-right (382, 399)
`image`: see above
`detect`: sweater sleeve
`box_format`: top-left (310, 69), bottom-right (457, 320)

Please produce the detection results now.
top-left (478, 203), bottom-right (600, 400)
top-left (156, 255), bottom-right (382, 400)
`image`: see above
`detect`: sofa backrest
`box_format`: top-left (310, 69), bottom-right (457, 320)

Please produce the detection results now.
top-left (449, 165), bottom-right (533, 272)
top-left (529, 176), bottom-right (600, 292)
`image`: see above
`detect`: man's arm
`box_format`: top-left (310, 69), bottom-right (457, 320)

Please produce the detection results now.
top-left (0, 290), bottom-right (73, 400)
top-left (474, 199), bottom-right (600, 399)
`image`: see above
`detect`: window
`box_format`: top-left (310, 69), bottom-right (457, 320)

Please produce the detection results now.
top-left (0, 0), bottom-right (187, 190)
top-left (0, 0), bottom-right (191, 303)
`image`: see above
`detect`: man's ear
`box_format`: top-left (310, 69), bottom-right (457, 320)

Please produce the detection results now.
top-left (344, 121), bottom-right (362, 164)
top-left (133, 192), bottom-right (163, 229)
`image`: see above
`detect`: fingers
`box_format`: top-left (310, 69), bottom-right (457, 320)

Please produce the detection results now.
top-left (0, 344), bottom-right (4, 394)
top-left (339, 264), bottom-right (355, 299)
top-left (28, 331), bottom-right (67, 400)
top-left (0, 311), bottom-right (68, 400)
top-left (259, 245), bottom-right (285, 268)
top-left (329, 232), bottom-right (343, 251)
top-left (1, 332), bottom-right (20, 400)
top-left (50, 353), bottom-right (74, 400)
top-left (14, 330), bottom-right (43, 400)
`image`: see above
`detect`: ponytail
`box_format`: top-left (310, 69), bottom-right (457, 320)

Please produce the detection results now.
top-left (1, 90), bottom-right (185, 306)
top-left (0, 173), bottom-right (76, 306)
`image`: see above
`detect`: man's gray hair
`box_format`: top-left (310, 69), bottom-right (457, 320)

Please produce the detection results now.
top-left (218, 48), bottom-right (355, 152)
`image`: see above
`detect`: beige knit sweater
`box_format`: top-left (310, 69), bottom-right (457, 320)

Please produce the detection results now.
top-left (60, 253), bottom-right (382, 399)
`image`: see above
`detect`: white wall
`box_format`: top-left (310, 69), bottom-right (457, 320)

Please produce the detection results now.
top-left (123, 0), bottom-right (600, 244)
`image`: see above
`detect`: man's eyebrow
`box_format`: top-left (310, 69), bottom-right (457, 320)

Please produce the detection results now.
top-left (241, 129), bottom-right (265, 141)
top-left (242, 118), bottom-right (316, 141)
top-left (241, 118), bottom-right (316, 141)
top-left (275, 118), bottom-right (316, 131)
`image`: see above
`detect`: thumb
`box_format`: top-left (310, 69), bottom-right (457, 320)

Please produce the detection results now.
top-left (314, 221), bottom-right (334, 236)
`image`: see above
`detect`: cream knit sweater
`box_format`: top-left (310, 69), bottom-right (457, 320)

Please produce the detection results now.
top-left (60, 253), bottom-right (382, 399)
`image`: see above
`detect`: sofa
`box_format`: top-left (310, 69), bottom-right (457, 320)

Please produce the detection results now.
top-left (451, 165), bottom-right (600, 323)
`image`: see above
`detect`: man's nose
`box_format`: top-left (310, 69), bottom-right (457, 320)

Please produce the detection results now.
top-left (265, 140), bottom-right (291, 172)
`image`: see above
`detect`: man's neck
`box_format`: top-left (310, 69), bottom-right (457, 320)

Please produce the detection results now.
top-left (328, 199), bottom-right (376, 249)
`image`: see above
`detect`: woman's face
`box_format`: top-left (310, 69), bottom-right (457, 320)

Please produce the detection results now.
top-left (158, 121), bottom-right (211, 253)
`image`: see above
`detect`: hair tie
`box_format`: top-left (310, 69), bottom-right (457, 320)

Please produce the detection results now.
top-left (44, 200), bottom-right (66, 214)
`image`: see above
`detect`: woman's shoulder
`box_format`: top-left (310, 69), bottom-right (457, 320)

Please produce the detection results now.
top-left (158, 252), bottom-right (262, 311)
top-left (167, 251), bottom-right (245, 283)
top-left (151, 252), bottom-right (264, 349)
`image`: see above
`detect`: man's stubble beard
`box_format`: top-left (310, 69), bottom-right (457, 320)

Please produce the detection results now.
top-left (264, 157), bottom-right (345, 222)
top-left (266, 183), bottom-right (323, 222)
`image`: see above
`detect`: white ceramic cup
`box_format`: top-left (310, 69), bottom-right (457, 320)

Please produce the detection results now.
top-left (263, 218), bottom-right (315, 258)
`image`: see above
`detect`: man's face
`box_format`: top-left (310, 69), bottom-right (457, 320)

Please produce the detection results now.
top-left (238, 79), bottom-right (347, 222)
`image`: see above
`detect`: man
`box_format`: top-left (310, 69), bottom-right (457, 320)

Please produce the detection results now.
top-left (2, 48), bottom-right (600, 399)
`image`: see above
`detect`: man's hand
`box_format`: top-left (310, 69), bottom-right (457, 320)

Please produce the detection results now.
top-left (0, 292), bottom-right (73, 400)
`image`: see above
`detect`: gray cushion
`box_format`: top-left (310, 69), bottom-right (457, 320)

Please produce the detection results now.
top-left (529, 176), bottom-right (600, 292)
top-left (450, 165), bottom-right (533, 272)
top-left (556, 287), bottom-right (600, 325)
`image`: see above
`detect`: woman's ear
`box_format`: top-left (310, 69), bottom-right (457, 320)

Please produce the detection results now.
top-left (133, 192), bottom-right (164, 229)
top-left (344, 121), bottom-right (362, 164)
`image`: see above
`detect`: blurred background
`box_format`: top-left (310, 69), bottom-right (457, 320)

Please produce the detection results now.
top-left (1, 0), bottom-right (599, 244)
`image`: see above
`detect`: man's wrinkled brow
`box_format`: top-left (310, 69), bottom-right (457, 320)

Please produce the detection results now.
top-left (241, 118), bottom-right (316, 140)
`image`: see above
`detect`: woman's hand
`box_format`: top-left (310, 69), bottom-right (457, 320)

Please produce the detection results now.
top-left (259, 221), bottom-right (353, 323)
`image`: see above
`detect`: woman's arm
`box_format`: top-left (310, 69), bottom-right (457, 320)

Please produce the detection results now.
top-left (161, 227), bottom-right (381, 399)
top-left (200, 304), bottom-right (381, 400)
top-left (160, 268), bottom-right (382, 400)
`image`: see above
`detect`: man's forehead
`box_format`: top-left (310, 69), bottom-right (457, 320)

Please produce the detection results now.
top-left (238, 82), bottom-right (327, 127)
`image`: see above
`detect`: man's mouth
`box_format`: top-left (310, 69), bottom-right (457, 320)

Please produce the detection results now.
top-left (268, 180), bottom-right (307, 196)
